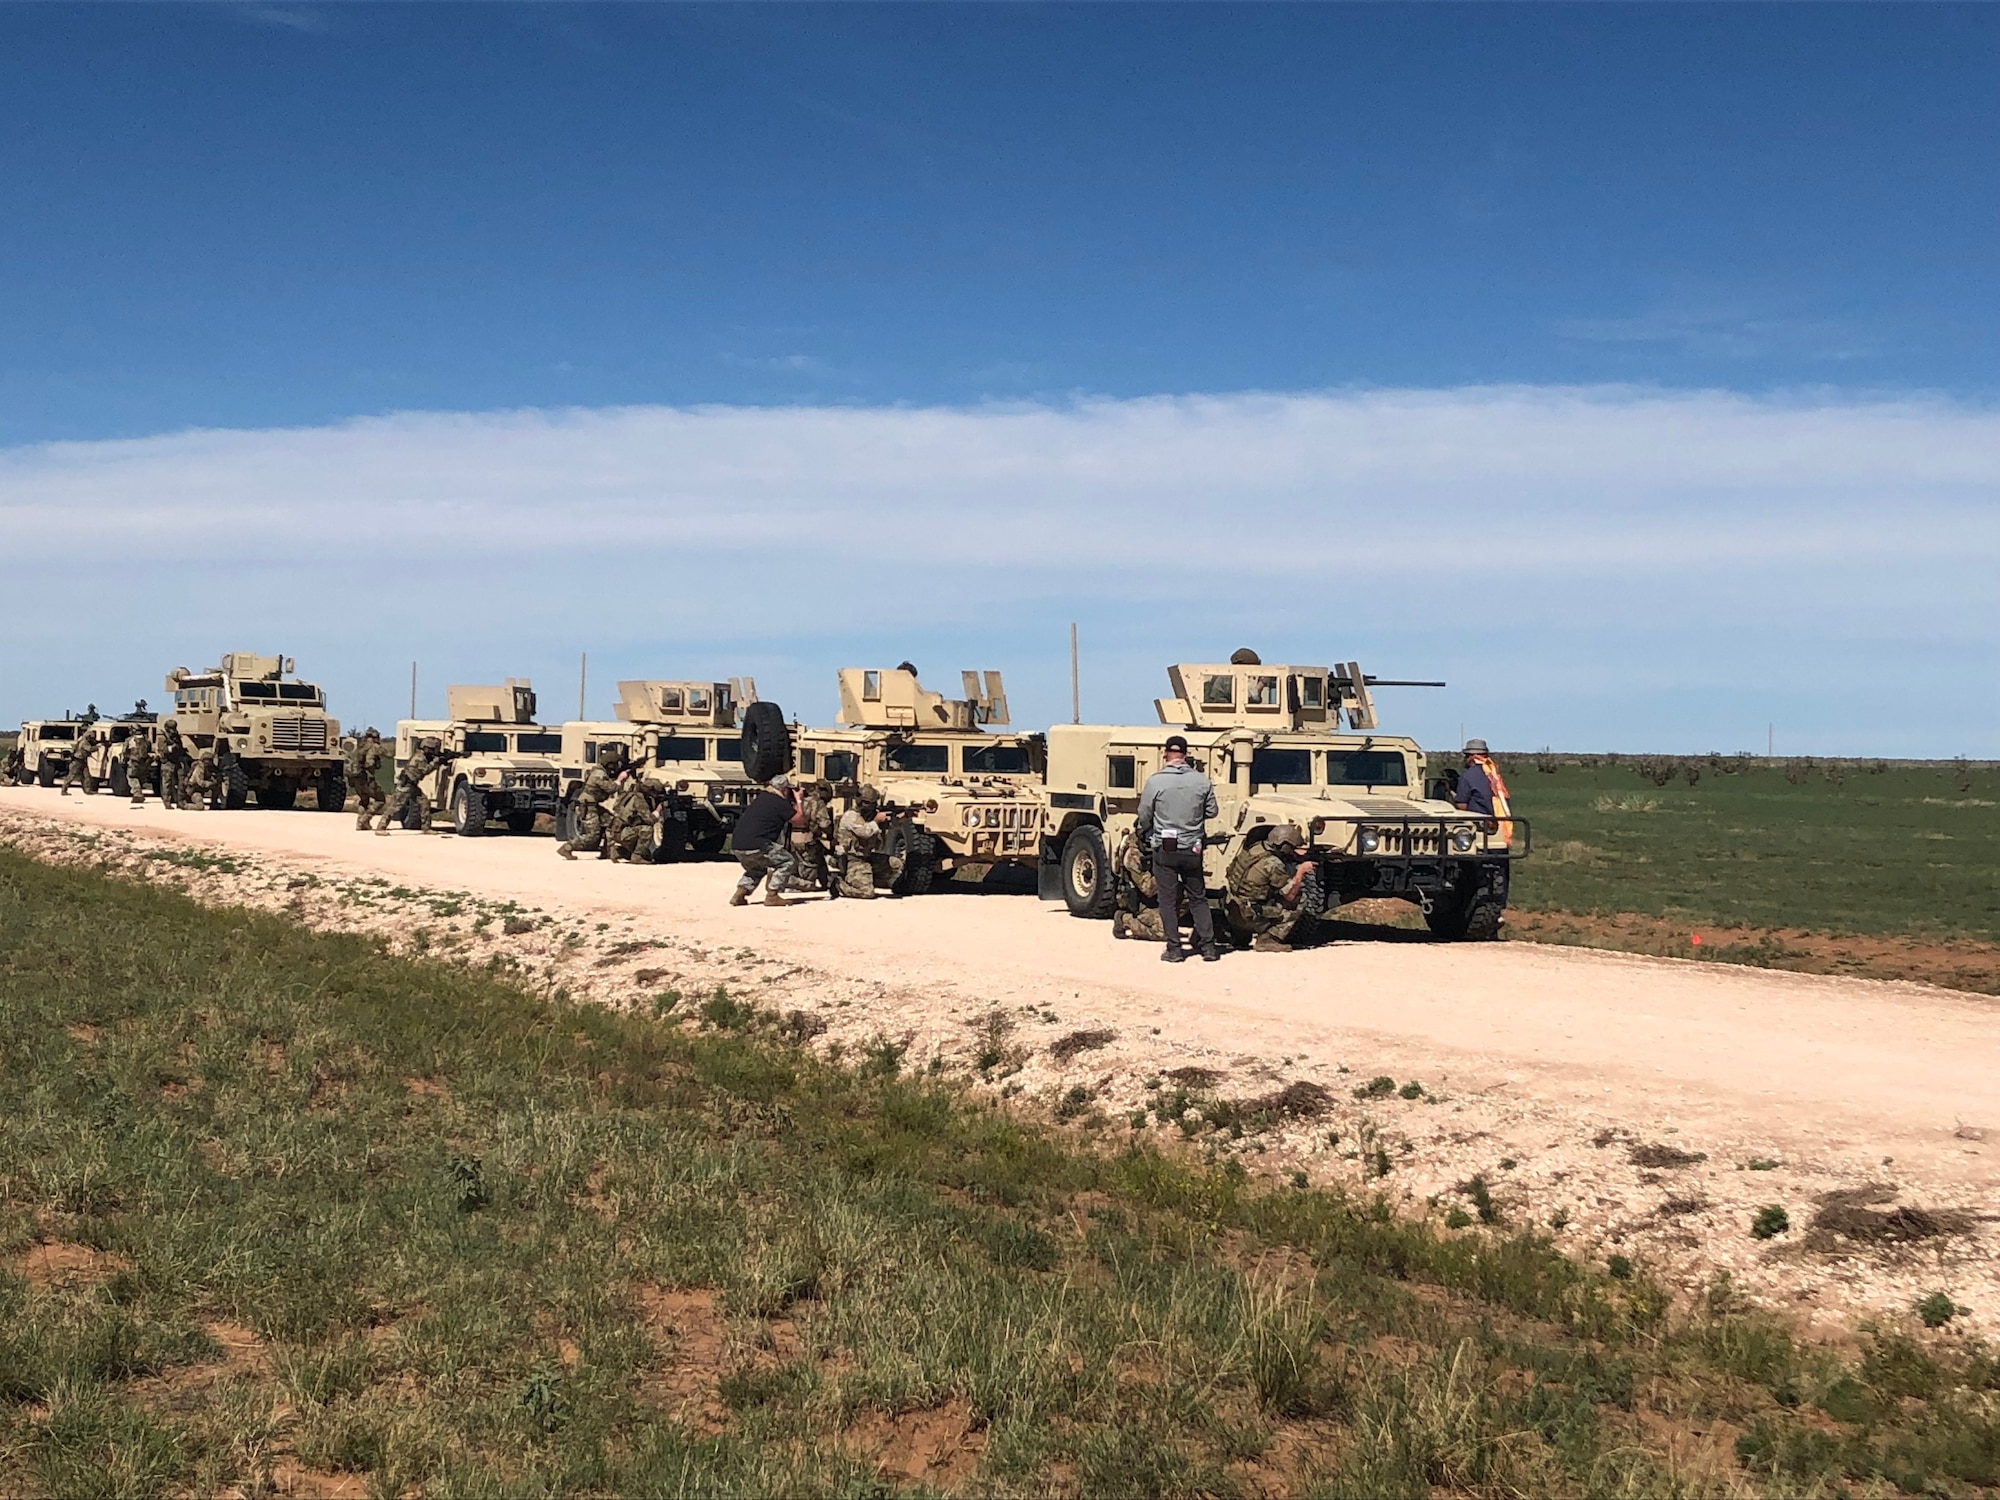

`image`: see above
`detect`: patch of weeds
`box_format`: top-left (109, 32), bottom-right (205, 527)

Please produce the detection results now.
top-left (1444, 1207), bottom-right (1473, 1230)
top-left (1746, 1156), bottom-right (1780, 1171)
top-left (699, 989), bottom-right (756, 1030)
top-left (1460, 1174), bottom-right (1499, 1224)
top-left (1607, 1254), bottom-right (1633, 1280)
top-left (520, 1357), bottom-right (568, 1434)
top-left (650, 990), bottom-right (682, 1018)
top-left (1916, 1292), bottom-right (1964, 1328)
top-left (1353, 1074), bottom-right (1396, 1099)
top-left (1751, 1205), bottom-right (1791, 1240)
top-left (447, 1154), bottom-right (490, 1212)
top-left (1629, 1142), bottom-right (1707, 1169)
top-left (859, 1035), bottom-right (907, 1078)
top-left (1054, 1085), bottom-right (1093, 1122)
top-left (1397, 1079), bottom-right (1424, 1099)
top-left (1049, 1027), bottom-right (1116, 1063)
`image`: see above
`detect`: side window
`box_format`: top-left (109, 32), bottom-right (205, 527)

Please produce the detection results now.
top-left (687, 688), bottom-right (710, 714)
top-left (1201, 675), bottom-right (1234, 707)
top-left (824, 751), bottom-right (857, 782)
top-left (660, 688), bottom-right (682, 712)
top-left (712, 737), bottom-right (743, 763)
top-left (798, 747), bottom-right (817, 775)
top-left (863, 671), bottom-right (881, 701)
top-left (1108, 755), bottom-right (1136, 789)
top-left (1247, 675), bottom-right (1280, 707)
top-left (1298, 675), bottom-right (1325, 709)
top-left (583, 742), bottom-right (598, 765)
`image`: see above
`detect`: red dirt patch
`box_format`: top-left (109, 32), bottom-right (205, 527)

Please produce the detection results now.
top-left (267, 1457), bottom-right (369, 1499)
top-left (843, 1398), bottom-right (985, 1487)
top-left (17, 1241), bottom-right (129, 1290)
top-left (635, 1286), bottom-right (735, 1430)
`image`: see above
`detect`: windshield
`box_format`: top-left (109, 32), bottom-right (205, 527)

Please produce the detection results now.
top-left (823, 751), bottom-right (857, 782)
top-left (654, 736), bottom-right (709, 763)
top-left (516, 732), bottom-right (561, 755)
top-left (463, 731), bottom-right (508, 753)
top-left (962, 743), bottom-right (1032, 775)
top-left (1326, 750), bottom-right (1409, 787)
top-left (883, 742), bottom-right (949, 774)
top-left (41, 725), bottom-right (76, 741)
top-left (235, 683), bottom-right (277, 702)
top-left (712, 737), bottom-right (742, 763)
top-left (1249, 748), bottom-right (1313, 786)
top-left (277, 683), bottom-right (321, 703)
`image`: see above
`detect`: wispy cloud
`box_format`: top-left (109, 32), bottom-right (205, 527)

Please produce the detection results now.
top-left (1554, 308), bottom-right (1872, 362)
top-left (229, 4), bottom-right (333, 36)
top-left (3, 386), bottom-right (1994, 754)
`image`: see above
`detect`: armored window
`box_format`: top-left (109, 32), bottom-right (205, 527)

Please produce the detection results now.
top-left (660, 688), bottom-right (683, 712)
top-left (687, 688), bottom-right (711, 714)
top-left (1249, 748), bottom-right (1313, 785)
top-left (798, 748), bottom-right (817, 775)
top-left (863, 671), bottom-right (882, 702)
top-left (46, 725), bottom-right (75, 740)
top-left (1325, 750), bottom-right (1409, 787)
top-left (1298, 675), bottom-right (1325, 709)
top-left (1201, 675), bottom-right (1234, 707)
top-left (517, 732), bottom-right (561, 754)
top-left (1247, 675), bottom-right (1280, 707)
top-left (277, 683), bottom-right (320, 704)
top-left (823, 751), bottom-right (857, 782)
top-left (654, 736), bottom-right (707, 763)
top-left (583, 742), bottom-right (600, 764)
top-left (712, 737), bottom-right (742, 763)
top-left (463, 731), bottom-right (508, 753)
top-left (963, 743), bottom-right (1032, 774)
top-left (1107, 755), bottom-right (1137, 789)
top-left (237, 683), bottom-right (278, 702)
top-left (883, 742), bottom-right (949, 773)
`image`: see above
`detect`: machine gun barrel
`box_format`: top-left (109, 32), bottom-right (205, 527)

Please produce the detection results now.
top-left (1362, 678), bottom-right (1447, 688)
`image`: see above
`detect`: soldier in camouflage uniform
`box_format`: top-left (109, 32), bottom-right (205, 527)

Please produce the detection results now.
top-left (347, 728), bottom-right (387, 830)
top-left (375, 737), bottom-right (445, 834)
top-left (122, 726), bottom-right (157, 807)
top-left (605, 768), bottom-right (661, 864)
top-left (834, 787), bottom-right (902, 899)
top-left (155, 721), bottom-right (190, 809)
top-left (1224, 824), bottom-right (1323, 953)
top-left (558, 742), bottom-right (625, 860)
top-left (59, 732), bottom-right (91, 796)
top-left (185, 743), bottom-right (217, 808)
top-left (792, 779), bottom-right (837, 893)
top-left (1111, 827), bottom-right (1168, 942)
top-left (3, 740), bottom-right (25, 786)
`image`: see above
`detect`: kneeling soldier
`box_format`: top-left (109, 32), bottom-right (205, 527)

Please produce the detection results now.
top-left (834, 787), bottom-right (902, 899)
top-left (1224, 824), bottom-right (1322, 953)
top-left (557, 742), bottom-right (625, 859)
top-left (605, 769), bottom-right (660, 864)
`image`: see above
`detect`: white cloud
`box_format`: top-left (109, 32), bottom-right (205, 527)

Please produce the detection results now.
top-left (2, 386), bottom-right (1995, 755)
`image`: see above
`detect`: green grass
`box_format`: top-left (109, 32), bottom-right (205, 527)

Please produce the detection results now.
top-left (3, 847), bottom-right (1999, 1497)
top-left (1506, 758), bottom-right (2000, 943)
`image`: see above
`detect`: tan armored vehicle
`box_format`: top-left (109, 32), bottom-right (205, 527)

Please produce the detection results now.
top-left (165, 653), bottom-right (345, 810)
top-left (552, 678), bottom-right (769, 859)
top-left (393, 680), bottom-right (563, 835)
top-left (791, 666), bottom-right (1047, 894)
top-left (1038, 656), bottom-right (1529, 941)
top-left (78, 710), bottom-right (162, 797)
top-left (15, 717), bottom-right (92, 786)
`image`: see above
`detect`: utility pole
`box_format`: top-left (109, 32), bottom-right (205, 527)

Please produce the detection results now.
top-left (409, 661), bottom-right (417, 719)
top-left (578, 653), bottom-right (587, 720)
top-left (1768, 723), bottom-right (1773, 759)
top-left (1069, 623), bottom-right (1080, 724)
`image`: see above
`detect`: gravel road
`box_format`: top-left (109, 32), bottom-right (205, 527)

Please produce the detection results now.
top-left (6, 786), bottom-right (1994, 1333)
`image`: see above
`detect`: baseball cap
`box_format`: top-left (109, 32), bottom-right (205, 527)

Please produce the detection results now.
top-left (1164, 734), bottom-right (1189, 754)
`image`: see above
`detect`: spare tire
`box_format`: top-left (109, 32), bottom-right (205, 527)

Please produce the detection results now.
top-left (740, 701), bottom-right (791, 784)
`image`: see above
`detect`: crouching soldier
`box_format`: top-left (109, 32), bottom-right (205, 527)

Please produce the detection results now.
top-left (791, 779), bottom-right (837, 893)
top-left (347, 728), bottom-right (387, 830)
top-left (605, 768), bottom-right (661, 864)
top-left (122, 727), bottom-right (157, 807)
top-left (835, 787), bottom-right (907, 899)
top-left (184, 743), bottom-right (217, 808)
top-left (375, 737), bottom-right (445, 835)
top-left (1224, 824), bottom-right (1323, 953)
top-left (557, 742), bottom-right (625, 859)
top-left (1112, 828), bottom-right (1172, 941)
top-left (729, 775), bottom-right (800, 907)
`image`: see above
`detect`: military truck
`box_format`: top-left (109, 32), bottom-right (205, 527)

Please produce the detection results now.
top-left (15, 717), bottom-right (92, 787)
top-left (164, 653), bottom-right (345, 810)
top-left (790, 666), bottom-right (1048, 894)
top-left (393, 680), bottom-right (564, 836)
top-left (77, 708), bottom-right (162, 797)
top-left (1037, 655), bottom-right (1529, 941)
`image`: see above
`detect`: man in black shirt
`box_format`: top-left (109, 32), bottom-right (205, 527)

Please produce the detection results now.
top-left (729, 774), bottom-right (800, 907)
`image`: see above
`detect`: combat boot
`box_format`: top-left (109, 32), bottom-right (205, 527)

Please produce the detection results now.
top-left (1112, 912), bottom-right (1130, 940)
top-left (557, 842), bottom-right (576, 861)
top-left (1160, 946), bottom-right (1187, 964)
top-left (763, 891), bottom-right (795, 908)
top-left (729, 888), bottom-right (749, 907)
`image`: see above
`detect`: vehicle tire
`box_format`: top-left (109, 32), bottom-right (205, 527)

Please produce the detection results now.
top-left (690, 815), bottom-right (729, 856)
top-left (1425, 884), bottom-right (1505, 942)
top-left (107, 764), bottom-right (126, 798)
top-left (505, 810), bottom-right (537, 836)
top-left (316, 769), bottom-right (348, 812)
top-left (1060, 824), bottom-right (1117, 919)
top-left (554, 803), bottom-right (577, 843)
top-left (37, 760), bottom-right (57, 787)
top-left (257, 777), bottom-right (297, 810)
top-left (885, 821), bottom-right (938, 896)
top-left (740, 701), bottom-right (791, 784)
top-left (451, 783), bottom-right (488, 836)
top-left (653, 803), bottom-right (689, 863)
top-left (223, 764), bottom-right (249, 810)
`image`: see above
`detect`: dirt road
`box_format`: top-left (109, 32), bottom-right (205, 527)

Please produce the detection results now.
top-left (5, 786), bottom-right (1994, 1332)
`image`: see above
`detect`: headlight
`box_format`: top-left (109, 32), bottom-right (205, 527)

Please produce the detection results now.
top-left (964, 806), bottom-right (980, 826)
top-left (1358, 828), bottom-right (1380, 853)
top-left (1450, 827), bottom-right (1476, 853)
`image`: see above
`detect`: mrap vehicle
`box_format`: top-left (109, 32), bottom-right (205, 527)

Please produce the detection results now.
top-left (165, 653), bottom-right (344, 810)
top-left (1038, 656), bottom-right (1528, 941)
top-left (394, 680), bottom-right (564, 835)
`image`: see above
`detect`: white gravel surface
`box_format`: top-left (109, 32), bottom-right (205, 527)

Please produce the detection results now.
top-left (4, 785), bottom-right (1994, 1337)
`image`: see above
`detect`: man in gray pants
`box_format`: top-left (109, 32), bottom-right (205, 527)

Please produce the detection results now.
top-left (1135, 735), bottom-right (1221, 963)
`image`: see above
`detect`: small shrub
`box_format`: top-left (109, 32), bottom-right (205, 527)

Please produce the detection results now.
top-left (1746, 1157), bottom-right (1780, 1171)
top-left (1916, 1292), bottom-right (1962, 1328)
top-left (1353, 1075), bottom-right (1396, 1099)
top-left (699, 989), bottom-right (755, 1030)
top-left (1751, 1205), bottom-right (1790, 1240)
top-left (519, 1358), bottom-right (567, 1434)
top-left (1444, 1207), bottom-right (1472, 1230)
top-left (1054, 1085), bottom-right (1093, 1121)
top-left (447, 1154), bottom-right (489, 1213)
top-left (1397, 1080), bottom-right (1424, 1100)
top-left (1607, 1254), bottom-right (1633, 1280)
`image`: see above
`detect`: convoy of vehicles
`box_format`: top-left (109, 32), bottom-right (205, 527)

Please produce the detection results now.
top-left (11, 648), bottom-right (1525, 941)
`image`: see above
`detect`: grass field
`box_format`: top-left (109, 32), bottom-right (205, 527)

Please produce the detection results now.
top-left (3, 848), bottom-right (1999, 1496)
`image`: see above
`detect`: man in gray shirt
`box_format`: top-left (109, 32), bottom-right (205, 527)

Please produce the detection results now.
top-left (1134, 735), bottom-right (1221, 963)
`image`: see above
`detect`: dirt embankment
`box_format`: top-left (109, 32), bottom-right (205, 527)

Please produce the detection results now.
top-left (2, 789), bottom-right (1995, 1341)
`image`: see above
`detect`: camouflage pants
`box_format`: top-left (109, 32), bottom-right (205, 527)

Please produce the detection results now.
top-left (835, 849), bottom-right (900, 899)
top-left (562, 800), bottom-right (608, 856)
top-left (125, 760), bottom-right (153, 804)
top-left (607, 814), bottom-right (655, 864)
top-left (352, 776), bottom-right (386, 829)
top-left (1227, 866), bottom-right (1324, 944)
top-left (61, 755), bottom-right (87, 793)
top-left (734, 841), bottom-right (798, 897)
top-left (159, 759), bottom-right (185, 809)
top-left (184, 769), bottom-right (213, 808)
top-left (791, 832), bottom-right (830, 891)
top-left (378, 782), bottom-right (430, 831)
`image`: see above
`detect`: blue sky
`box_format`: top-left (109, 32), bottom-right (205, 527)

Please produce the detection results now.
top-left (2, 4), bottom-right (1995, 754)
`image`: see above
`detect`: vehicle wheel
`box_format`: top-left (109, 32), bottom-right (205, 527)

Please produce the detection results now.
top-left (885, 821), bottom-right (937, 896)
top-left (107, 764), bottom-right (126, 798)
top-left (257, 777), bottom-right (297, 810)
top-left (690, 819), bottom-right (728, 856)
top-left (1060, 824), bottom-right (1117, 918)
top-left (1425, 886), bottom-right (1505, 941)
top-left (653, 805), bottom-right (689, 863)
top-left (89, 770), bottom-right (106, 797)
top-left (554, 803), bottom-right (577, 843)
top-left (316, 769), bottom-right (348, 812)
top-left (505, 810), bottom-right (537, 836)
top-left (452, 783), bottom-right (489, 836)
top-left (37, 760), bottom-right (57, 787)
top-left (740, 701), bottom-right (792, 784)
top-left (223, 764), bottom-right (249, 810)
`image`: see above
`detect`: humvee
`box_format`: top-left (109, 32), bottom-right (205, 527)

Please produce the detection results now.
top-left (1038, 657), bottom-right (1529, 941)
top-left (393, 680), bottom-right (564, 835)
top-left (165, 653), bottom-right (345, 810)
top-left (15, 717), bottom-right (91, 787)
top-left (552, 678), bottom-right (766, 859)
top-left (78, 709), bottom-right (163, 797)
top-left (791, 667), bottom-right (1048, 894)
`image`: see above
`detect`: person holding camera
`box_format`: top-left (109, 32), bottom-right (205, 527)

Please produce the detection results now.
top-left (1134, 735), bottom-right (1221, 963)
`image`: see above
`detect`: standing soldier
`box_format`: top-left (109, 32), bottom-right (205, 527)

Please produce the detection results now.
top-left (557, 742), bottom-right (625, 860)
top-left (375, 737), bottom-right (445, 835)
top-left (793, 779), bottom-right (837, 893)
top-left (122, 725), bottom-right (158, 808)
top-left (604, 767), bottom-right (661, 864)
top-left (347, 729), bottom-right (387, 831)
top-left (1223, 825), bottom-right (1322, 953)
top-left (185, 742), bottom-right (217, 809)
top-left (834, 787), bottom-right (902, 899)
top-left (156, 720), bottom-right (190, 810)
top-left (60, 728), bottom-right (93, 796)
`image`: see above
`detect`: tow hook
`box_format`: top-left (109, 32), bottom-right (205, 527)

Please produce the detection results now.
top-left (1416, 890), bottom-right (1434, 916)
